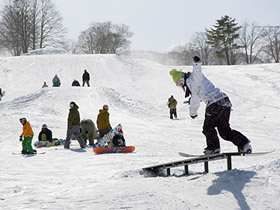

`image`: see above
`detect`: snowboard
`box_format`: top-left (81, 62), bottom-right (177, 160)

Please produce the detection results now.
top-left (179, 150), bottom-right (275, 158)
top-left (33, 139), bottom-right (66, 148)
top-left (93, 146), bottom-right (135, 154)
top-left (93, 124), bottom-right (123, 148)
top-left (12, 152), bottom-right (46, 155)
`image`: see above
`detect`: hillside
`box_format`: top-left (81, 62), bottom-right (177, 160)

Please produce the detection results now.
top-left (0, 54), bottom-right (280, 209)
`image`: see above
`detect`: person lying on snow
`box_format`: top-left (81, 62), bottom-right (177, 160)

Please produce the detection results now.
top-left (38, 124), bottom-right (53, 142)
top-left (19, 118), bottom-right (36, 154)
top-left (169, 56), bottom-right (252, 155)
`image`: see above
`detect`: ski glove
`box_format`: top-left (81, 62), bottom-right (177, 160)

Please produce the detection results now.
top-left (19, 136), bottom-right (23, 141)
top-left (190, 115), bottom-right (197, 119)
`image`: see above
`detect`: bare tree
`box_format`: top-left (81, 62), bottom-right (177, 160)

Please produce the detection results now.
top-left (190, 32), bottom-right (215, 65)
top-left (0, 0), bottom-right (66, 55)
top-left (76, 21), bottom-right (133, 54)
top-left (261, 26), bottom-right (280, 63)
top-left (239, 21), bottom-right (263, 64)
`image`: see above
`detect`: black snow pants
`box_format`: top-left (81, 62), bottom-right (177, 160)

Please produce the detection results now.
top-left (202, 97), bottom-right (250, 150)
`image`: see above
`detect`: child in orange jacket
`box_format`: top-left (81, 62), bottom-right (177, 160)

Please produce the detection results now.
top-left (19, 118), bottom-right (36, 154)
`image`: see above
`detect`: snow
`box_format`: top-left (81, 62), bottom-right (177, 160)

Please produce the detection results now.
top-left (0, 54), bottom-right (280, 210)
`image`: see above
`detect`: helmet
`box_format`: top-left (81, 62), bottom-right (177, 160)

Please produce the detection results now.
top-left (19, 118), bottom-right (27, 122)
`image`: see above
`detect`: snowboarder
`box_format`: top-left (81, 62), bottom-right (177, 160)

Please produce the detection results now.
top-left (96, 104), bottom-right (112, 138)
top-left (19, 118), bottom-right (36, 154)
top-left (52, 74), bottom-right (61, 87)
top-left (38, 124), bottom-right (53, 142)
top-left (82, 69), bottom-right (90, 87)
top-left (112, 129), bottom-right (126, 147)
top-left (72, 79), bottom-right (80, 86)
top-left (64, 101), bottom-right (86, 149)
top-left (42, 82), bottom-right (48, 88)
top-left (167, 95), bottom-right (178, 119)
top-left (80, 119), bottom-right (98, 146)
top-left (170, 56), bottom-right (252, 155)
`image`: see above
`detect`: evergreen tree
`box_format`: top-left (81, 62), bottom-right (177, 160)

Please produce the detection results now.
top-left (206, 15), bottom-right (241, 65)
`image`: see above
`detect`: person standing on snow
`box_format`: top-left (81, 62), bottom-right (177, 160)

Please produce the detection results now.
top-left (82, 69), bottom-right (90, 87)
top-left (167, 95), bottom-right (178, 119)
top-left (96, 104), bottom-right (112, 138)
top-left (19, 118), bottom-right (36, 154)
top-left (64, 101), bottom-right (86, 149)
top-left (169, 56), bottom-right (252, 155)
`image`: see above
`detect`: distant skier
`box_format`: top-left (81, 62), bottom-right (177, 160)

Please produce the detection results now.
top-left (82, 69), bottom-right (90, 87)
top-left (97, 104), bottom-right (112, 138)
top-left (19, 118), bottom-right (36, 154)
top-left (42, 82), bottom-right (48, 88)
top-left (72, 79), bottom-right (80, 86)
top-left (80, 119), bottom-right (98, 146)
top-left (64, 101), bottom-right (86, 149)
top-left (167, 95), bottom-right (178, 119)
top-left (170, 56), bottom-right (252, 155)
top-left (38, 124), bottom-right (53, 142)
top-left (52, 74), bottom-right (61, 87)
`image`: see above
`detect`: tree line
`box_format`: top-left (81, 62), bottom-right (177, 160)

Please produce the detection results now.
top-left (0, 1), bottom-right (279, 65)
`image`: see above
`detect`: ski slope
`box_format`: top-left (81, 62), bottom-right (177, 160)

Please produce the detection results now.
top-left (0, 54), bottom-right (280, 210)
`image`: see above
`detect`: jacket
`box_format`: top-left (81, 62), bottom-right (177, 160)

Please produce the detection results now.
top-left (186, 62), bottom-right (227, 117)
top-left (21, 121), bottom-right (34, 137)
top-left (168, 97), bottom-right (177, 109)
top-left (82, 71), bottom-right (90, 81)
top-left (52, 76), bottom-right (60, 84)
top-left (38, 128), bottom-right (52, 141)
top-left (97, 109), bottom-right (112, 130)
top-left (67, 103), bottom-right (80, 128)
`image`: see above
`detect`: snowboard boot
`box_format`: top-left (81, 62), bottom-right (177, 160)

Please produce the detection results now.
top-left (239, 143), bottom-right (252, 154)
top-left (204, 148), bottom-right (220, 155)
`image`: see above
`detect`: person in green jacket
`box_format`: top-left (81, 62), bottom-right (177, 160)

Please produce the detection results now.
top-left (168, 95), bottom-right (178, 119)
top-left (64, 101), bottom-right (86, 149)
top-left (80, 119), bottom-right (98, 146)
top-left (96, 104), bottom-right (112, 138)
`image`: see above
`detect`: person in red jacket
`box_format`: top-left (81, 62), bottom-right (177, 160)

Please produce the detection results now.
top-left (19, 118), bottom-right (36, 154)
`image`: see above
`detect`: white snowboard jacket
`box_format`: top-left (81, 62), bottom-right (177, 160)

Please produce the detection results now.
top-left (186, 62), bottom-right (227, 117)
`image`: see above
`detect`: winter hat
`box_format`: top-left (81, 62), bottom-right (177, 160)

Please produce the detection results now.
top-left (19, 118), bottom-right (27, 122)
top-left (193, 56), bottom-right (201, 63)
top-left (170, 69), bottom-right (183, 84)
top-left (103, 104), bottom-right (109, 110)
top-left (42, 124), bottom-right (47, 128)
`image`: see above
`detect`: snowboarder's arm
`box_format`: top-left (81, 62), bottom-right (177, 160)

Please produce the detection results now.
top-left (189, 95), bottom-right (200, 117)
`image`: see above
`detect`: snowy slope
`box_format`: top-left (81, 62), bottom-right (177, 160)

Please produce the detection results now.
top-left (0, 54), bottom-right (280, 210)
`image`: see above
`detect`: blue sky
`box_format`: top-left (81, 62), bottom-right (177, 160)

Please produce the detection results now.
top-left (14, 0), bottom-right (280, 52)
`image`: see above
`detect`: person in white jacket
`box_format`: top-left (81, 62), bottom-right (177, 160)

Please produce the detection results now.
top-left (170, 56), bottom-right (252, 155)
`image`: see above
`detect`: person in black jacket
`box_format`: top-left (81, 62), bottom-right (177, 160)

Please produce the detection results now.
top-left (72, 79), bottom-right (81, 86)
top-left (38, 124), bottom-right (53, 142)
top-left (82, 70), bottom-right (90, 87)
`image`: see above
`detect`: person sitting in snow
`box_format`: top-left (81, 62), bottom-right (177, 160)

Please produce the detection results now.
top-left (96, 104), bottom-right (112, 138)
top-left (167, 95), bottom-right (178, 119)
top-left (80, 119), bottom-right (98, 146)
top-left (72, 79), bottom-right (80, 86)
top-left (169, 56), bottom-right (252, 155)
top-left (38, 124), bottom-right (53, 142)
top-left (42, 82), bottom-right (48, 88)
top-left (19, 118), bottom-right (36, 154)
top-left (0, 88), bottom-right (4, 101)
top-left (52, 74), bottom-right (61, 87)
top-left (112, 130), bottom-right (126, 147)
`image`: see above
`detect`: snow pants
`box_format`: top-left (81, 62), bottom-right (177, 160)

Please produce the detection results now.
top-left (170, 109), bottom-right (177, 119)
top-left (202, 97), bottom-right (250, 150)
top-left (65, 126), bottom-right (86, 149)
top-left (22, 136), bottom-right (34, 153)
top-left (82, 80), bottom-right (90, 87)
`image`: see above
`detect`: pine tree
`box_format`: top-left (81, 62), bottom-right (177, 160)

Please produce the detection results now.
top-left (206, 15), bottom-right (241, 65)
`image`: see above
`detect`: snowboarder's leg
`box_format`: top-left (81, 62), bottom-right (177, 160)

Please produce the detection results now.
top-left (41, 133), bottom-right (47, 141)
top-left (82, 81), bottom-right (85, 87)
top-left (25, 136), bottom-right (34, 154)
top-left (203, 112), bottom-right (220, 150)
top-left (169, 109), bottom-right (173, 119)
top-left (80, 126), bottom-right (87, 144)
top-left (217, 108), bottom-right (250, 150)
top-left (86, 80), bottom-right (90, 87)
top-left (65, 127), bottom-right (74, 148)
top-left (174, 109), bottom-right (177, 119)
top-left (22, 138), bottom-right (28, 153)
top-left (87, 131), bottom-right (94, 146)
